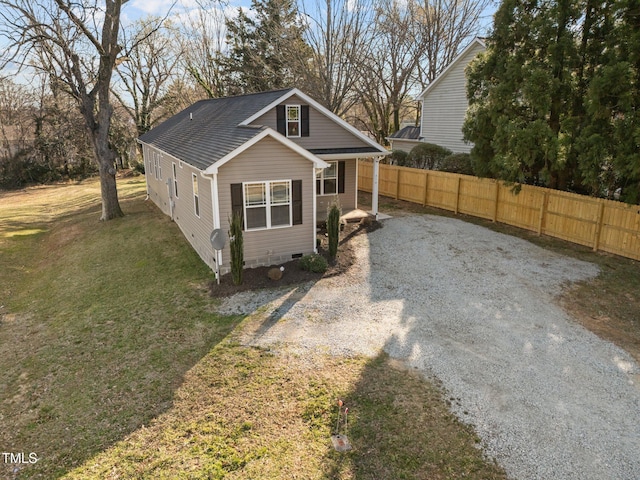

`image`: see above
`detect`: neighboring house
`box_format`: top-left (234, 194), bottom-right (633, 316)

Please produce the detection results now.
top-left (387, 125), bottom-right (422, 153)
top-left (138, 88), bottom-right (388, 275)
top-left (401, 37), bottom-right (486, 154)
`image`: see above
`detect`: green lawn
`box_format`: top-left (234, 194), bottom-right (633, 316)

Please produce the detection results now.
top-left (0, 178), bottom-right (506, 479)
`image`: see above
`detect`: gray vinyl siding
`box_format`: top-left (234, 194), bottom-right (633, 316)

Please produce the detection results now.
top-left (171, 163), bottom-right (215, 270)
top-left (143, 143), bottom-right (171, 216)
top-left (316, 159), bottom-right (357, 221)
top-left (420, 41), bottom-right (485, 154)
top-left (251, 94), bottom-right (371, 150)
top-left (217, 136), bottom-right (316, 273)
top-left (142, 142), bottom-right (216, 272)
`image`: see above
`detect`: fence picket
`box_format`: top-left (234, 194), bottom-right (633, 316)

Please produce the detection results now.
top-left (358, 160), bottom-right (640, 261)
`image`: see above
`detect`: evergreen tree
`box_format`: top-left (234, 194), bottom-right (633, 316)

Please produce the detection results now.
top-left (464, 0), bottom-right (640, 202)
top-left (224, 0), bottom-right (311, 94)
top-left (576, 0), bottom-right (640, 202)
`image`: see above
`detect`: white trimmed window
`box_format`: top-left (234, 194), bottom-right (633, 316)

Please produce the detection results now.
top-left (243, 180), bottom-right (292, 230)
top-left (286, 105), bottom-right (300, 137)
top-left (172, 163), bottom-right (179, 198)
top-left (153, 153), bottom-right (158, 180)
top-left (192, 173), bottom-right (200, 217)
top-left (316, 161), bottom-right (338, 195)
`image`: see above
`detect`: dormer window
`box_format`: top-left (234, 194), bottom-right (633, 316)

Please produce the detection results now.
top-left (277, 104), bottom-right (310, 137)
top-left (286, 105), bottom-right (300, 137)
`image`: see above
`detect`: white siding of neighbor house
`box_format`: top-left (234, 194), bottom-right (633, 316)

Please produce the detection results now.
top-left (216, 136), bottom-right (316, 273)
top-left (251, 94), bottom-right (372, 151)
top-left (389, 139), bottom-right (421, 154)
top-left (142, 143), bottom-right (216, 272)
top-left (420, 41), bottom-right (485, 154)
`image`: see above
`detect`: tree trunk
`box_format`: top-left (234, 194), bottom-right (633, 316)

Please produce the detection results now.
top-left (98, 159), bottom-right (123, 220)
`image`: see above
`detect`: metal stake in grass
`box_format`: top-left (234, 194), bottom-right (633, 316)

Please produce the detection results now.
top-left (331, 399), bottom-right (352, 452)
top-left (344, 407), bottom-right (349, 435)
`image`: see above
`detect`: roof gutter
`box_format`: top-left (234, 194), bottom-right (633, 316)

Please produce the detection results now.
top-left (316, 151), bottom-right (391, 161)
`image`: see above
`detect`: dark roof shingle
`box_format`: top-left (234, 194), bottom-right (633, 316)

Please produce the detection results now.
top-left (139, 89), bottom-right (292, 170)
top-left (389, 126), bottom-right (421, 140)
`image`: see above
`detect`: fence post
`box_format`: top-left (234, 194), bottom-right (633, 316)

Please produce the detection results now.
top-left (395, 167), bottom-right (401, 200)
top-left (493, 181), bottom-right (500, 222)
top-left (454, 176), bottom-right (461, 214)
top-left (593, 201), bottom-right (605, 252)
top-left (537, 191), bottom-right (549, 235)
top-left (423, 171), bottom-right (429, 206)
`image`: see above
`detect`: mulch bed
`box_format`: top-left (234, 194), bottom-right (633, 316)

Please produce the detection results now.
top-left (209, 218), bottom-right (382, 298)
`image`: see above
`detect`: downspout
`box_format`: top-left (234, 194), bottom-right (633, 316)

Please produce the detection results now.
top-left (354, 157), bottom-right (359, 210)
top-left (313, 167), bottom-right (318, 253)
top-left (206, 171), bottom-right (224, 274)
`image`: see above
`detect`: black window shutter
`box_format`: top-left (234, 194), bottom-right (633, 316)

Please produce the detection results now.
top-left (338, 161), bottom-right (346, 194)
top-left (301, 106), bottom-right (310, 137)
top-left (230, 183), bottom-right (244, 228)
top-left (276, 105), bottom-right (286, 135)
top-left (292, 180), bottom-right (303, 225)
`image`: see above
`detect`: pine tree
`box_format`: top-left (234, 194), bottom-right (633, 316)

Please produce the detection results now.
top-left (464, 0), bottom-right (640, 201)
top-left (224, 0), bottom-right (311, 94)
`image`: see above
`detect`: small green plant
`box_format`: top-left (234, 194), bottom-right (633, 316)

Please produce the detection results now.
top-left (327, 203), bottom-right (341, 259)
top-left (440, 153), bottom-right (474, 175)
top-left (389, 149), bottom-right (410, 166)
top-left (299, 254), bottom-right (328, 273)
top-left (228, 211), bottom-right (244, 285)
top-left (408, 142), bottom-right (453, 170)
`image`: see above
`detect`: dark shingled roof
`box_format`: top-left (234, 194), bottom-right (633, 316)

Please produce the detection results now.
top-left (308, 147), bottom-right (382, 155)
top-left (389, 126), bottom-right (421, 140)
top-left (138, 89), bottom-right (293, 171)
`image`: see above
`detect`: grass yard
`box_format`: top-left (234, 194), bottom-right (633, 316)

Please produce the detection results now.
top-left (1, 178), bottom-right (506, 479)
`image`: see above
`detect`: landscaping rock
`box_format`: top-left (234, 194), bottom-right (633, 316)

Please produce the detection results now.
top-left (268, 267), bottom-right (283, 281)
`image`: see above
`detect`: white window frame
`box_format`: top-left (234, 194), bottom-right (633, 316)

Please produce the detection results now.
top-left (153, 153), bottom-right (158, 180)
top-left (243, 180), bottom-right (292, 231)
top-left (286, 105), bottom-right (301, 138)
top-left (316, 161), bottom-right (338, 196)
top-left (158, 154), bottom-right (163, 180)
top-left (192, 173), bottom-right (200, 218)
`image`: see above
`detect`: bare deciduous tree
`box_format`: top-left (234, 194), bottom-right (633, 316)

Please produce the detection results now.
top-left (113, 17), bottom-right (180, 140)
top-left (416, 0), bottom-right (491, 85)
top-left (352, 0), bottom-right (491, 142)
top-left (355, 0), bottom-right (428, 142)
top-left (298, 0), bottom-right (374, 116)
top-left (0, 0), bottom-right (127, 220)
top-left (178, 1), bottom-right (229, 99)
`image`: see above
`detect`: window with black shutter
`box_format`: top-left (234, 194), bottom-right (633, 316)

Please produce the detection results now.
top-left (277, 104), bottom-right (310, 138)
top-left (232, 180), bottom-right (302, 230)
top-left (316, 161), bottom-right (345, 195)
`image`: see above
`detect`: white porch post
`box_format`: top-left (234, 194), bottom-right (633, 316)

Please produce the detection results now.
top-left (372, 156), bottom-right (381, 220)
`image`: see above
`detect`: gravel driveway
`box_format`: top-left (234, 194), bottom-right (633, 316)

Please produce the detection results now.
top-left (218, 214), bottom-right (640, 480)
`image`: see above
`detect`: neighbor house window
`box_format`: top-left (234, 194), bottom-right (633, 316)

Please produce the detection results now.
top-left (243, 180), bottom-right (291, 230)
top-left (286, 105), bottom-right (300, 137)
top-left (316, 161), bottom-right (338, 195)
top-left (172, 162), bottom-right (179, 198)
top-left (192, 173), bottom-right (200, 217)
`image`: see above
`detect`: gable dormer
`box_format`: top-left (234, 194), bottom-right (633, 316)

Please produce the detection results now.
top-left (243, 90), bottom-right (382, 155)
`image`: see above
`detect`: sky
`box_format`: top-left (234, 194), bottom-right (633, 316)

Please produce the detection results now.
top-left (0, 0), bottom-right (498, 85)
top-left (125, 0), bottom-right (497, 33)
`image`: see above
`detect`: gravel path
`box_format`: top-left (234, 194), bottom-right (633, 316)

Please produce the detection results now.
top-left (218, 214), bottom-right (640, 480)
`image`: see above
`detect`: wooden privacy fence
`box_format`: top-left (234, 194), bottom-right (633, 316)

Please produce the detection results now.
top-left (358, 160), bottom-right (640, 261)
